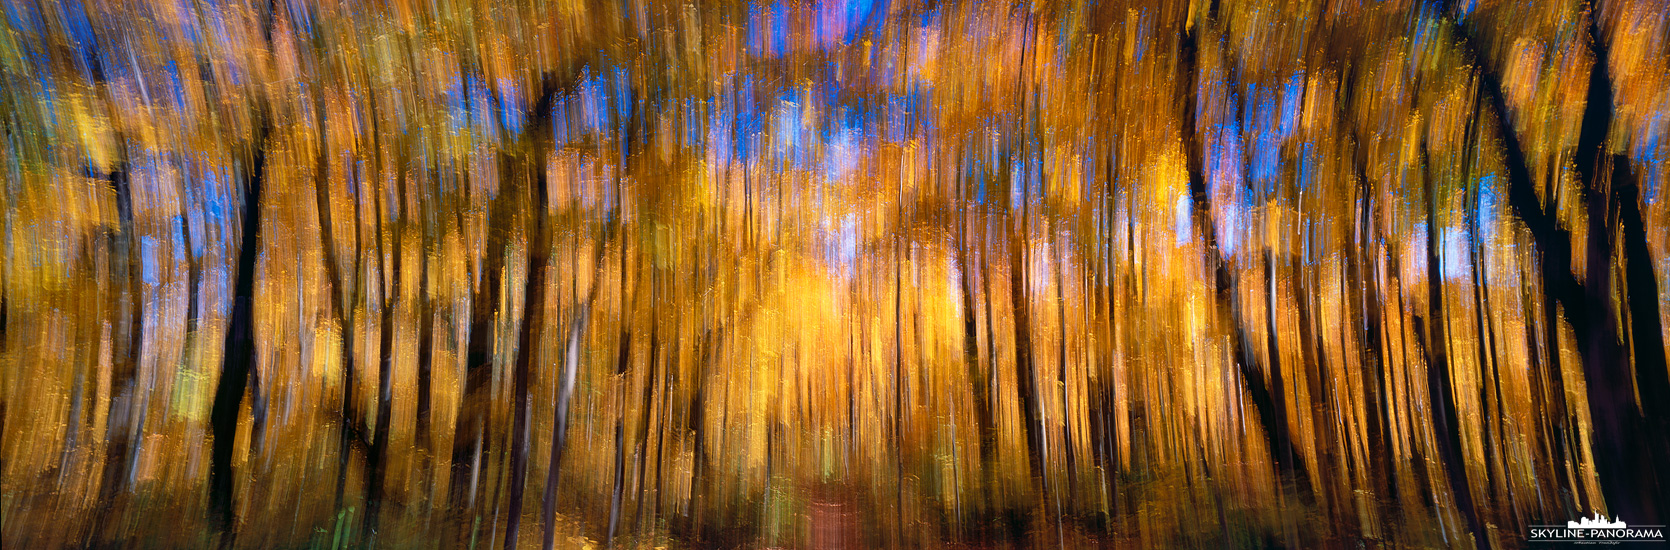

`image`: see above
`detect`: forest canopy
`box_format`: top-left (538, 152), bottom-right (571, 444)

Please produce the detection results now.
top-left (2, 0), bottom-right (1669, 548)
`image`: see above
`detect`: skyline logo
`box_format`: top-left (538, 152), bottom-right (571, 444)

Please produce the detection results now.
top-left (1529, 513), bottom-right (1665, 545)
top-left (1568, 513), bottom-right (1626, 529)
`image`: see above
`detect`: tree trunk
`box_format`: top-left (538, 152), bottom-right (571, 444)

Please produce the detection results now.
top-left (956, 184), bottom-right (996, 519)
top-left (507, 76), bottom-right (569, 550)
top-left (210, 121), bottom-right (270, 531)
top-left (364, 150), bottom-right (404, 546)
top-left (541, 208), bottom-right (618, 550)
top-left (1177, 17), bottom-right (1314, 498)
top-left (1451, 4), bottom-right (1670, 521)
top-left (315, 102), bottom-right (369, 519)
top-left (1418, 141), bottom-right (1485, 549)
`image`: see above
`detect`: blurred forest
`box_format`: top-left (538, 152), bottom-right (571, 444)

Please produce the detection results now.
top-left (2, 0), bottom-right (1669, 548)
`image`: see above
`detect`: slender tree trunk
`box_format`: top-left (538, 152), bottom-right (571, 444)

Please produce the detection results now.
top-left (1262, 250), bottom-right (1297, 488)
top-left (1005, 19), bottom-right (1048, 542)
top-left (364, 152), bottom-right (404, 546)
top-left (633, 265), bottom-right (661, 533)
top-left (1009, 184), bottom-right (1046, 513)
top-left (87, 44), bottom-right (144, 516)
top-left (893, 212), bottom-right (907, 548)
top-left (1177, 17), bottom-right (1314, 498)
top-left (1460, 102), bottom-right (1518, 529)
top-left (415, 171), bottom-right (438, 502)
top-left (1418, 141), bottom-right (1485, 549)
top-left (179, 155), bottom-right (202, 385)
top-left (1291, 221), bottom-right (1341, 528)
top-left (682, 248), bottom-right (716, 542)
top-left (447, 82), bottom-right (520, 536)
top-left (314, 102), bottom-right (369, 520)
top-left (503, 175), bottom-right (544, 550)
top-left (1052, 222), bottom-right (1076, 500)
top-left (607, 422), bottom-right (626, 545)
top-left (607, 181), bottom-right (636, 549)
top-left (541, 206), bottom-right (619, 550)
top-left (209, 118), bottom-right (270, 532)
top-left (956, 177), bottom-right (996, 521)
top-left (539, 74), bottom-right (619, 548)
top-left (651, 296), bottom-right (681, 530)
top-left (97, 158), bottom-right (140, 508)
top-left (1099, 139), bottom-right (1120, 528)
top-left (504, 76), bottom-right (571, 550)
top-left (1334, 104), bottom-right (1398, 528)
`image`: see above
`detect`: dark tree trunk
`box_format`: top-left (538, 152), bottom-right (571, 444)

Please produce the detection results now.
top-left (210, 122), bottom-right (270, 532)
top-left (506, 77), bottom-right (567, 550)
top-left (1450, 4), bottom-right (1670, 522)
top-left (607, 422), bottom-right (627, 546)
top-left (1446, 30), bottom-right (1585, 517)
top-left (1417, 141), bottom-right (1486, 549)
top-left (1333, 94), bottom-right (1399, 526)
top-left (1177, 18), bottom-right (1314, 497)
top-left (979, 202), bottom-right (1004, 516)
top-left (1461, 101), bottom-right (1518, 529)
top-left (541, 198), bottom-right (618, 550)
top-left (956, 179), bottom-right (996, 520)
top-left (416, 252), bottom-right (435, 483)
top-left (447, 80), bottom-right (521, 532)
top-left (1291, 222), bottom-right (1342, 528)
top-left (540, 75), bottom-right (618, 549)
top-left (1571, 10), bottom-right (1670, 523)
top-left (894, 223), bottom-right (907, 549)
top-left (97, 159), bottom-right (140, 508)
top-left (363, 153), bottom-right (404, 546)
top-left (86, 43), bottom-right (144, 516)
top-left (633, 265), bottom-right (661, 534)
top-left (1262, 251), bottom-right (1296, 491)
top-left (1005, 18), bottom-right (1047, 535)
top-left (416, 170), bottom-right (439, 495)
top-left (1098, 138), bottom-right (1120, 528)
top-left (315, 103), bottom-right (368, 519)
top-left (1009, 190), bottom-right (1046, 506)
top-left (607, 197), bottom-right (636, 549)
top-left (503, 179), bottom-right (544, 550)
